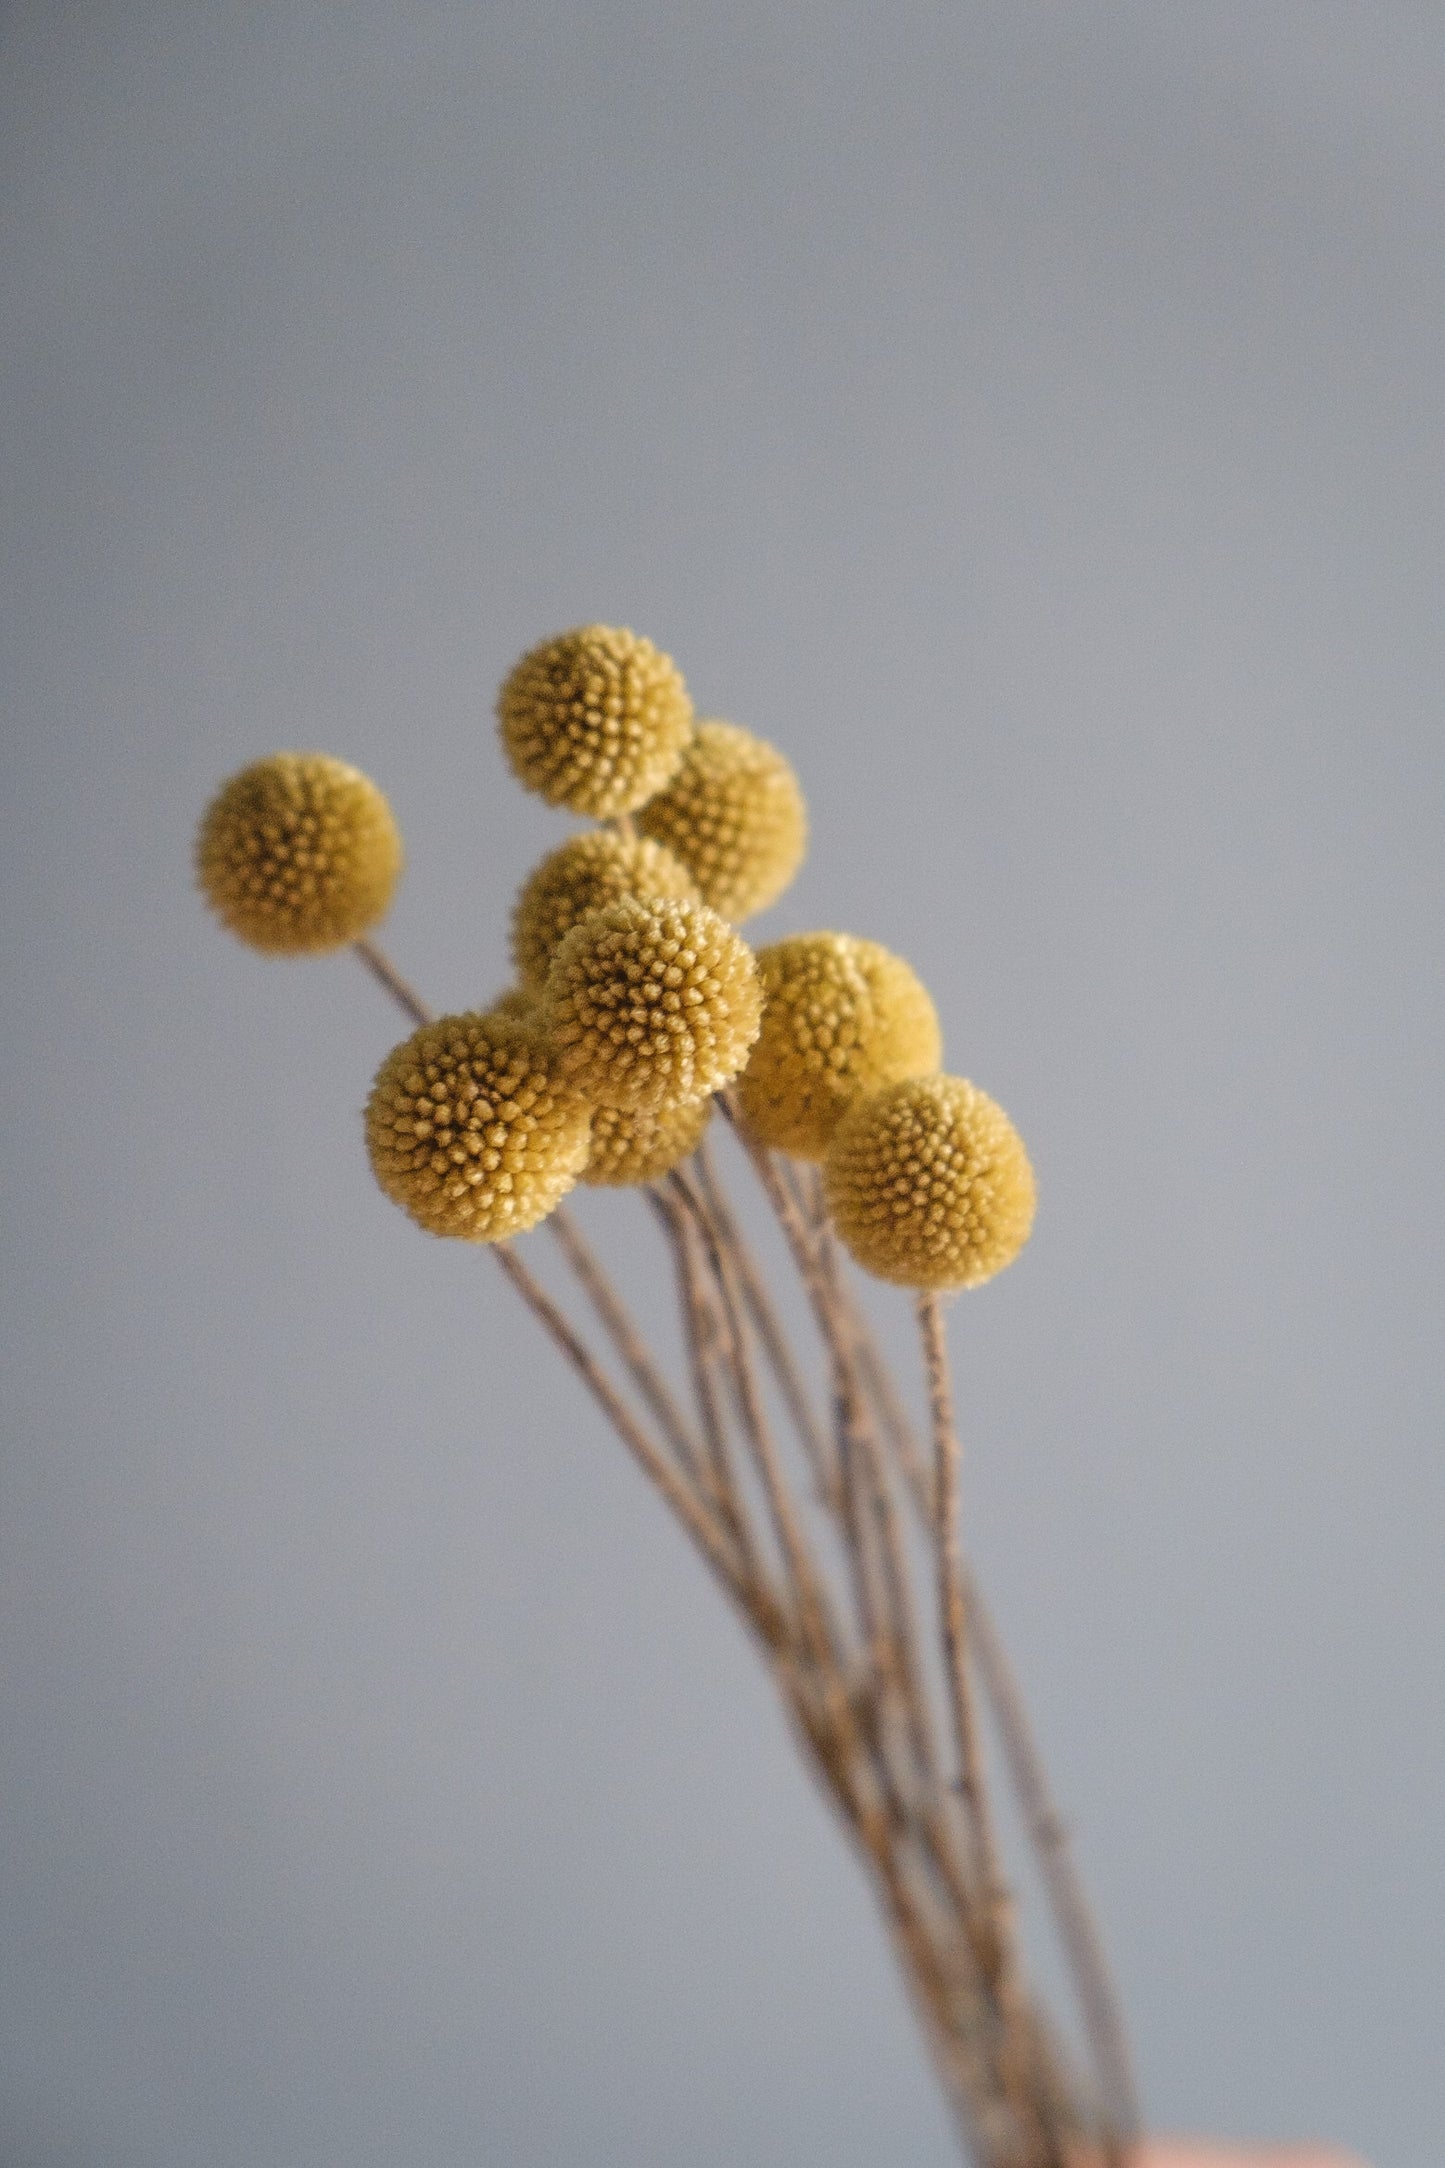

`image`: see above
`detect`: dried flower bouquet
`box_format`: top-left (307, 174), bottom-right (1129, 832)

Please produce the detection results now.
top-left (196, 625), bottom-right (1139, 2167)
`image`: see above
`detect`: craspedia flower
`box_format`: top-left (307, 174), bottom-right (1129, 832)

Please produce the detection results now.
top-left (544, 896), bottom-right (762, 1112)
top-left (736, 932), bottom-right (942, 1159)
top-left (196, 752), bottom-right (402, 954)
top-left (824, 1075), bottom-right (1036, 1291)
top-left (510, 829), bottom-right (699, 989)
top-left (581, 1096), bottom-right (712, 1188)
top-left (365, 1011), bottom-right (592, 1241)
top-left (497, 625), bottom-right (694, 817)
top-left (636, 719), bottom-right (807, 921)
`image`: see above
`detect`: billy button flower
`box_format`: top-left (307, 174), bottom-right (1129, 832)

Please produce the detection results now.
top-left (581, 1097), bottom-right (713, 1187)
top-left (482, 970), bottom-right (712, 1182)
top-left (824, 1074), bottom-right (1036, 1291)
top-left (736, 932), bottom-right (941, 1159)
top-left (636, 719), bottom-right (806, 922)
top-left (511, 830), bottom-right (699, 990)
top-left (544, 896), bottom-right (762, 1114)
top-left (196, 752), bottom-right (402, 954)
top-left (497, 625), bottom-right (694, 818)
top-left (365, 1011), bottom-right (592, 1242)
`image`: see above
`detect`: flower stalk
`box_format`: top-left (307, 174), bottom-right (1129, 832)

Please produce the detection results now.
top-left (195, 629), bottom-right (1139, 2167)
top-left (349, 938), bottom-right (1123, 2162)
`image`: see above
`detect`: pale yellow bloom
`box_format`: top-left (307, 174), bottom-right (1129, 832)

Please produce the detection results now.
top-left (737, 932), bottom-right (941, 1159)
top-left (637, 719), bottom-right (806, 921)
top-left (365, 1011), bottom-right (592, 1241)
top-left (544, 896), bottom-right (762, 1113)
top-left (497, 625), bottom-right (693, 817)
top-left (196, 753), bottom-right (401, 954)
top-left (825, 1074), bottom-right (1035, 1290)
top-left (581, 1096), bottom-right (712, 1187)
top-left (511, 830), bottom-right (698, 989)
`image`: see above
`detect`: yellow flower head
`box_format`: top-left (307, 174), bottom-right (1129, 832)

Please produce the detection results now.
top-left (497, 625), bottom-right (694, 817)
top-left (637, 719), bottom-right (807, 921)
top-left (196, 753), bottom-right (402, 954)
top-left (365, 1010), bottom-right (592, 1241)
top-left (824, 1075), bottom-right (1036, 1291)
top-left (581, 1096), bottom-right (712, 1187)
top-left (544, 896), bottom-right (762, 1112)
top-left (736, 932), bottom-right (942, 1159)
top-left (511, 829), bottom-right (699, 989)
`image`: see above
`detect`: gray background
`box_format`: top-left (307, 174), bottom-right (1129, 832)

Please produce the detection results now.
top-left (2, 4), bottom-right (1441, 2163)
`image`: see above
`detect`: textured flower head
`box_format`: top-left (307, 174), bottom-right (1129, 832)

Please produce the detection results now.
top-left (365, 1011), bottom-right (592, 1241)
top-left (637, 719), bottom-right (806, 921)
top-left (544, 896), bottom-right (762, 1112)
top-left (511, 829), bottom-right (699, 989)
top-left (736, 932), bottom-right (941, 1159)
top-left (497, 625), bottom-right (694, 817)
top-left (581, 1096), bottom-right (712, 1187)
top-left (196, 753), bottom-right (402, 954)
top-left (824, 1075), bottom-right (1035, 1290)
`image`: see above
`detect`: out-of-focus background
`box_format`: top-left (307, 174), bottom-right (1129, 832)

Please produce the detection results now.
top-left (3, 5), bottom-right (1441, 2163)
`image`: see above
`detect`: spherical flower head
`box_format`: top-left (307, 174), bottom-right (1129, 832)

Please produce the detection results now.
top-left (736, 932), bottom-right (942, 1159)
top-left (497, 625), bottom-right (694, 817)
top-left (824, 1075), bottom-right (1036, 1291)
top-left (636, 719), bottom-right (807, 921)
top-left (511, 829), bottom-right (699, 989)
top-left (365, 1011), bottom-right (592, 1242)
top-left (544, 896), bottom-right (762, 1113)
top-left (196, 752), bottom-right (402, 954)
top-left (581, 1096), bottom-right (712, 1187)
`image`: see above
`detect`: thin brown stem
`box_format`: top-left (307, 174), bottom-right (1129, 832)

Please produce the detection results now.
top-left (692, 1140), bottom-right (838, 1505)
top-left (668, 1166), bottom-right (847, 1684)
top-left (646, 1183), bottom-right (768, 1584)
top-left (718, 1097), bottom-right (840, 1352)
top-left (969, 1598), bottom-right (1141, 2159)
top-left (721, 1121), bottom-right (951, 1787)
top-left (353, 935), bottom-right (433, 1028)
top-left (817, 1251), bottom-right (911, 1813)
top-left (492, 1244), bottom-right (782, 1653)
top-left (713, 1117), bottom-right (991, 1941)
top-left (781, 1682), bottom-right (1014, 2167)
top-left (917, 1291), bottom-right (1066, 2167)
top-left (917, 1295), bottom-right (1005, 1903)
top-left (547, 1206), bottom-right (707, 1492)
top-left (666, 1166), bottom-right (932, 1877)
top-left (814, 1220), bottom-right (940, 1801)
top-left (824, 1258), bottom-right (935, 1520)
top-left (834, 1242), bottom-right (1133, 2151)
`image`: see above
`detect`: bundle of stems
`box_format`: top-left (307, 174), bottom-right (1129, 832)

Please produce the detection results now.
top-left (356, 934), bottom-right (1139, 2168)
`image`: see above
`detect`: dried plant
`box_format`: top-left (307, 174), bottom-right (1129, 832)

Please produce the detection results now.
top-left (195, 627), bottom-right (1140, 2167)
